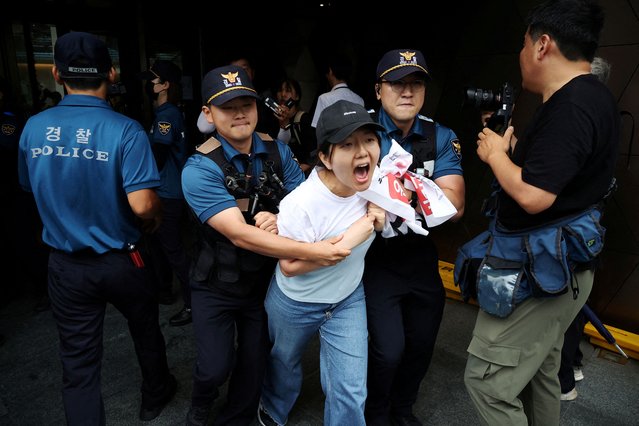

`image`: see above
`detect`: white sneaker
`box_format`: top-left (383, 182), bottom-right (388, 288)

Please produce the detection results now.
top-left (561, 388), bottom-right (578, 401)
top-left (257, 402), bottom-right (280, 426)
top-left (573, 367), bottom-right (584, 381)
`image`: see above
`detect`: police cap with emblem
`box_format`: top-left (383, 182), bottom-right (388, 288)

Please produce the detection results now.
top-left (140, 59), bottom-right (182, 83)
top-left (316, 100), bottom-right (385, 147)
top-left (376, 49), bottom-right (430, 82)
top-left (201, 65), bottom-right (260, 107)
top-left (54, 32), bottom-right (112, 78)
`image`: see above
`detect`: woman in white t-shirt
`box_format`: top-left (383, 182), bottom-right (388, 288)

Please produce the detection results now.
top-left (258, 100), bottom-right (385, 426)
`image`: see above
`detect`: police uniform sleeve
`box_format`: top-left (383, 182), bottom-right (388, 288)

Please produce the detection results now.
top-left (432, 124), bottom-right (463, 180)
top-left (151, 107), bottom-right (180, 146)
top-left (122, 127), bottom-right (161, 193)
top-left (277, 142), bottom-right (305, 191)
top-left (17, 127), bottom-right (33, 192)
top-left (181, 155), bottom-right (238, 224)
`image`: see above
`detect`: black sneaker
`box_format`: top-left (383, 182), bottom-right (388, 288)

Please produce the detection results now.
top-left (257, 403), bottom-right (280, 426)
top-left (139, 374), bottom-right (177, 421)
top-left (169, 306), bottom-right (192, 327)
top-left (186, 404), bottom-right (210, 426)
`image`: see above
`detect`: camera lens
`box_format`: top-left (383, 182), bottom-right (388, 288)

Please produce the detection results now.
top-left (464, 88), bottom-right (498, 109)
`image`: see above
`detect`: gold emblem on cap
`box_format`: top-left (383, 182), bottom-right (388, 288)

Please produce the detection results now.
top-left (206, 69), bottom-right (257, 105)
top-left (400, 51), bottom-right (416, 61)
top-left (379, 50), bottom-right (428, 79)
top-left (222, 71), bottom-right (239, 83)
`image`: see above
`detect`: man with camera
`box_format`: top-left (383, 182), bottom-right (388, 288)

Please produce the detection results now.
top-left (464, 1), bottom-right (620, 425)
top-left (363, 48), bottom-right (465, 426)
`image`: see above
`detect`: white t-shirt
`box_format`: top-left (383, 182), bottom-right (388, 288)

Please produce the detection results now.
top-left (274, 168), bottom-right (374, 303)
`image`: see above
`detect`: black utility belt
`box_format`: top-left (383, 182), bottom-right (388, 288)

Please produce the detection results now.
top-left (52, 246), bottom-right (129, 257)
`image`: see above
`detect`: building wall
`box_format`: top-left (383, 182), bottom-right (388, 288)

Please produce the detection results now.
top-left (4, 0), bottom-right (638, 332)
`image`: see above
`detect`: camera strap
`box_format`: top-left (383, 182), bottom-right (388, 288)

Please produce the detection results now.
top-left (196, 134), bottom-right (284, 212)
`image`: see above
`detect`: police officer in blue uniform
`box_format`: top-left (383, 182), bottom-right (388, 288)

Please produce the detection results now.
top-left (364, 49), bottom-right (466, 426)
top-left (17, 32), bottom-right (176, 424)
top-left (140, 59), bottom-right (193, 326)
top-left (182, 64), bottom-right (351, 426)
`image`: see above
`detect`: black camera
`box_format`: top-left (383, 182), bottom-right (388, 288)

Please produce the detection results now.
top-left (463, 82), bottom-right (515, 134)
top-left (264, 97), bottom-right (295, 114)
top-left (264, 97), bottom-right (281, 114)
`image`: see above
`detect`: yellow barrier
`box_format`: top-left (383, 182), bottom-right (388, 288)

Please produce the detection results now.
top-left (584, 322), bottom-right (639, 360)
top-left (439, 260), bottom-right (639, 360)
top-left (439, 261), bottom-right (476, 305)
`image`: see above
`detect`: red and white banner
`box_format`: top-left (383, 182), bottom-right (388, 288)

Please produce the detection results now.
top-left (359, 140), bottom-right (457, 234)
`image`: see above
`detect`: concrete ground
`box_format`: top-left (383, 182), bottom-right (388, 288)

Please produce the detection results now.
top-left (1, 288), bottom-right (638, 425)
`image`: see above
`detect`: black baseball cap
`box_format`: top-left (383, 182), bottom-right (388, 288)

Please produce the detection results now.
top-left (201, 65), bottom-right (260, 106)
top-left (139, 59), bottom-right (182, 83)
top-left (54, 32), bottom-right (112, 78)
top-left (376, 49), bottom-right (430, 82)
top-left (316, 100), bottom-right (385, 147)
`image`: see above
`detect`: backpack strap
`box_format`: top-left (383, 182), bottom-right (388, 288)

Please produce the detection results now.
top-left (257, 132), bottom-right (273, 141)
top-left (196, 134), bottom-right (281, 181)
top-left (412, 115), bottom-right (437, 177)
top-left (196, 136), bottom-right (222, 154)
top-left (289, 111), bottom-right (306, 146)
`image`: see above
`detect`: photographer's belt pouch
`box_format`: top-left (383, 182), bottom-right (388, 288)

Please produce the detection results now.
top-left (563, 208), bottom-right (605, 263)
top-left (454, 206), bottom-right (604, 319)
top-left (525, 227), bottom-right (570, 297)
top-left (454, 230), bottom-right (491, 302)
top-left (476, 233), bottom-right (530, 318)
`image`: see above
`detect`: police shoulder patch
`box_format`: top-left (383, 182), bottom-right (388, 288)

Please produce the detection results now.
top-left (2, 123), bottom-right (16, 135)
top-left (158, 121), bottom-right (171, 136)
top-left (451, 138), bottom-right (462, 159)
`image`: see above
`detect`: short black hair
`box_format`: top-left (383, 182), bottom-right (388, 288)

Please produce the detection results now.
top-left (60, 76), bottom-right (105, 91)
top-left (526, 0), bottom-right (604, 62)
top-left (277, 77), bottom-right (302, 101)
top-left (325, 52), bottom-right (352, 82)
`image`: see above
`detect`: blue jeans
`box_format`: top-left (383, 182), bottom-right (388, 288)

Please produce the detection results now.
top-left (261, 277), bottom-right (368, 426)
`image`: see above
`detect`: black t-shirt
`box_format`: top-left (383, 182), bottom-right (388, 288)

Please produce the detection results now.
top-left (498, 74), bottom-right (620, 230)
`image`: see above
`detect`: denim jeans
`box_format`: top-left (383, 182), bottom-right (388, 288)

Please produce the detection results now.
top-left (261, 277), bottom-right (368, 426)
